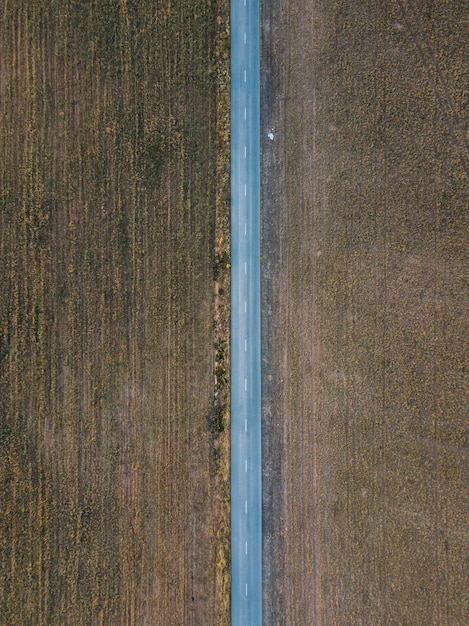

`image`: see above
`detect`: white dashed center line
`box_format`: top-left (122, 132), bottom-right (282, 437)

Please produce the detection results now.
top-left (245, 418), bottom-right (248, 432)
top-left (244, 69), bottom-right (246, 82)
top-left (245, 459), bottom-right (248, 472)
top-left (244, 378), bottom-right (247, 391)
top-left (244, 31), bottom-right (246, 44)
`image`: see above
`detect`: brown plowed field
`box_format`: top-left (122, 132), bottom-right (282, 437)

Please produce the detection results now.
top-left (261, 1), bottom-right (469, 623)
top-left (0, 1), bottom-right (230, 624)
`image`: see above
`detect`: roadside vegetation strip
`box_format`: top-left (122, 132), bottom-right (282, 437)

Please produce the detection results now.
top-left (0, 0), bottom-right (230, 623)
top-left (212, 0), bottom-right (231, 620)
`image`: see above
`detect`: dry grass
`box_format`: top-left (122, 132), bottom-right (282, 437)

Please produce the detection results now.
top-left (0, 0), bottom-right (230, 624)
top-left (262, 0), bottom-right (469, 623)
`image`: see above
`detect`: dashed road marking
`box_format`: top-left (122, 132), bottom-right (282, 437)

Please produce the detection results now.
top-left (245, 541), bottom-right (248, 555)
top-left (245, 500), bottom-right (248, 513)
top-left (244, 378), bottom-right (247, 391)
top-left (245, 459), bottom-right (248, 472)
top-left (244, 31), bottom-right (246, 44)
top-left (245, 418), bottom-right (248, 432)
top-left (244, 107), bottom-right (247, 120)
top-left (244, 301), bottom-right (247, 313)
top-left (244, 145), bottom-right (247, 158)
top-left (245, 339), bottom-right (247, 351)
top-left (244, 262), bottom-right (247, 274)
top-left (244, 222), bottom-right (247, 235)
top-left (244, 69), bottom-right (246, 82)
top-left (245, 583), bottom-right (248, 596)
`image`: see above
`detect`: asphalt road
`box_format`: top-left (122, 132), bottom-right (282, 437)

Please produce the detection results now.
top-left (230, 0), bottom-right (262, 623)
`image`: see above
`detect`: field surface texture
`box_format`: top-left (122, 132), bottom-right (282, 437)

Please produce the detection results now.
top-left (261, 0), bottom-right (469, 623)
top-left (0, 1), bottom-right (230, 624)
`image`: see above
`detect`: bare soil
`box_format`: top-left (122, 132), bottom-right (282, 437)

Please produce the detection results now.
top-left (261, 1), bottom-right (469, 623)
top-left (0, 1), bottom-right (230, 624)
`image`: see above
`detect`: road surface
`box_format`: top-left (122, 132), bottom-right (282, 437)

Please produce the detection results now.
top-left (230, 0), bottom-right (262, 623)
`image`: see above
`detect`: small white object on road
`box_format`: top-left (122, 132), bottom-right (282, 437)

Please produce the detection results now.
top-left (268, 131), bottom-right (274, 140)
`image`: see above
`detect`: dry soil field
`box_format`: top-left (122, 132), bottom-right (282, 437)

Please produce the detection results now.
top-left (0, 1), bottom-right (230, 624)
top-left (261, 0), bottom-right (469, 623)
